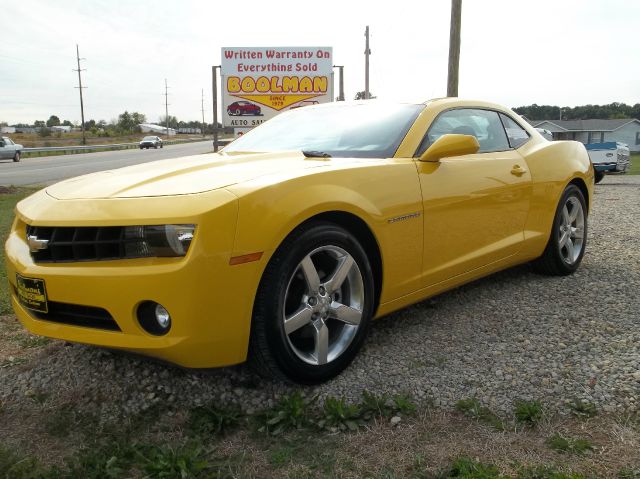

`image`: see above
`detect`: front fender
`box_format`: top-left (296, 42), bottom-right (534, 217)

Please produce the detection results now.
top-left (226, 160), bottom-right (424, 308)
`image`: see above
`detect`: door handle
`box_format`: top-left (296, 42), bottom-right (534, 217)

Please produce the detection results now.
top-left (510, 165), bottom-right (527, 176)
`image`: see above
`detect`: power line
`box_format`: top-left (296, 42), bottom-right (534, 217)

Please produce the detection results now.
top-left (73, 44), bottom-right (87, 145)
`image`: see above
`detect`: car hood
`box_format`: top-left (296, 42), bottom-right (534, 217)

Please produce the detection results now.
top-left (45, 151), bottom-right (338, 199)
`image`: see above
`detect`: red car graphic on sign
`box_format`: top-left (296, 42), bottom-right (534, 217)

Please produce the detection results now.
top-left (227, 101), bottom-right (262, 116)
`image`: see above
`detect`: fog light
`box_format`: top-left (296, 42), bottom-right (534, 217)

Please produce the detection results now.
top-left (137, 301), bottom-right (172, 335)
top-left (155, 304), bottom-right (171, 329)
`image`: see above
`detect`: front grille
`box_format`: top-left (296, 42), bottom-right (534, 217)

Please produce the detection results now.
top-left (27, 226), bottom-right (143, 263)
top-left (31, 301), bottom-right (120, 331)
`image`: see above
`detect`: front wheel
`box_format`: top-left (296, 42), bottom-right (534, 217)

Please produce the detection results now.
top-left (533, 184), bottom-right (587, 275)
top-left (594, 170), bottom-right (605, 183)
top-left (13, 151), bottom-right (21, 162)
top-left (249, 222), bottom-right (375, 384)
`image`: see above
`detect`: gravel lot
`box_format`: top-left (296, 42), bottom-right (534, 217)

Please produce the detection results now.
top-left (1, 175), bottom-right (639, 422)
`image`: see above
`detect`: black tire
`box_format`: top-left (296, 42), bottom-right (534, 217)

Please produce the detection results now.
top-left (249, 222), bottom-right (375, 384)
top-left (533, 184), bottom-right (587, 276)
top-left (140, 146), bottom-right (143, 149)
top-left (594, 170), bottom-right (605, 184)
top-left (160, 144), bottom-right (163, 148)
top-left (235, 109), bottom-right (241, 116)
top-left (13, 151), bottom-right (21, 162)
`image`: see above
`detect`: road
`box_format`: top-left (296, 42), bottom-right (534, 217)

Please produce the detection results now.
top-left (0, 141), bottom-right (215, 186)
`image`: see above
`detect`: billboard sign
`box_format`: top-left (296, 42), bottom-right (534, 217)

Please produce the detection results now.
top-left (221, 47), bottom-right (333, 129)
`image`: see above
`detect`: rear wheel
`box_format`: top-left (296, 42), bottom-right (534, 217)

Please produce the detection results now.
top-left (249, 222), bottom-right (374, 384)
top-left (13, 151), bottom-right (21, 162)
top-left (533, 184), bottom-right (587, 275)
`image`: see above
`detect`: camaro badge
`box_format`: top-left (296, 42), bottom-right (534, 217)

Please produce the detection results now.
top-left (387, 212), bottom-right (421, 224)
top-left (27, 235), bottom-right (49, 252)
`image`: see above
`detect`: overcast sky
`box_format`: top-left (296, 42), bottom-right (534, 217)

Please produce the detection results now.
top-left (1, 0), bottom-right (638, 125)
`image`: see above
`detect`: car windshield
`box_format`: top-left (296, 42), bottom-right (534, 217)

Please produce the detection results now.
top-left (224, 102), bottom-right (423, 158)
top-left (143, 136), bottom-right (156, 141)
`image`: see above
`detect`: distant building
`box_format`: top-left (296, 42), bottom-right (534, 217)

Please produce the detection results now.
top-left (177, 127), bottom-right (202, 134)
top-left (0, 126), bottom-right (16, 134)
top-left (50, 125), bottom-right (72, 133)
top-left (139, 123), bottom-right (176, 136)
top-left (527, 118), bottom-right (640, 152)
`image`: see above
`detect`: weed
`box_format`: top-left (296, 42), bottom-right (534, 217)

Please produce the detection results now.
top-left (268, 446), bottom-right (294, 468)
top-left (619, 466), bottom-right (640, 478)
top-left (53, 439), bottom-right (137, 479)
top-left (456, 398), bottom-right (504, 431)
top-left (255, 391), bottom-right (315, 435)
top-left (514, 400), bottom-right (543, 426)
top-left (16, 335), bottom-right (50, 349)
top-left (0, 445), bottom-right (41, 479)
top-left (361, 390), bottom-right (394, 418)
top-left (568, 399), bottom-right (597, 418)
top-left (319, 396), bottom-right (362, 431)
top-left (137, 443), bottom-right (209, 478)
top-left (393, 393), bottom-right (417, 416)
top-left (188, 402), bottom-right (243, 436)
top-left (547, 433), bottom-right (594, 454)
top-left (439, 457), bottom-right (506, 478)
top-left (516, 465), bottom-right (586, 478)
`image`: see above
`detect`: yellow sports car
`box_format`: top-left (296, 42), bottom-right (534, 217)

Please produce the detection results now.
top-left (4, 99), bottom-right (594, 383)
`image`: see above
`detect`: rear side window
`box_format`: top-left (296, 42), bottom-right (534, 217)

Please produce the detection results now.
top-left (418, 108), bottom-right (510, 155)
top-left (500, 113), bottom-right (530, 149)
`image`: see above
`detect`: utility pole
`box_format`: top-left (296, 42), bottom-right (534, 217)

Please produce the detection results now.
top-left (447, 0), bottom-right (462, 97)
top-left (73, 44), bottom-right (87, 145)
top-left (201, 89), bottom-right (206, 137)
top-left (212, 65), bottom-right (220, 151)
top-left (164, 79), bottom-right (170, 137)
top-left (364, 26), bottom-right (371, 99)
top-left (333, 65), bottom-right (345, 101)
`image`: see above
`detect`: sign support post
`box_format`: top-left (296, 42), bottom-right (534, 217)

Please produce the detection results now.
top-left (212, 65), bottom-right (220, 152)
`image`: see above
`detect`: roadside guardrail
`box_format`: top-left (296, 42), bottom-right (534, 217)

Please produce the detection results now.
top-left (22, 138), bottom-right (231, 156)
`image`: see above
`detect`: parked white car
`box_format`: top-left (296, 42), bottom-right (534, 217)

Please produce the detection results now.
top-left (0, 136), bottom-right (23, 162)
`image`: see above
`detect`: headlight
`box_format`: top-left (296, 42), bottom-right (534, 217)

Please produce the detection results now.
top-left (123, 224), bottom-right (195, 258)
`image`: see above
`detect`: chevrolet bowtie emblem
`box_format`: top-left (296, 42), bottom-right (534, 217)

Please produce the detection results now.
top-left (27, 235), bottom-right (49, 252)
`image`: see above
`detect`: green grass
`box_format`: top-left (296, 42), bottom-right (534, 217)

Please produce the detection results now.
top-left (547, 433), bottom-right (594, 454)
top-left (514, 400), bottom-right (544, 426)
top-left (628, 153), bottom-right (640, 175)
top-left (0, 187), bottom-right (39, 315)
top-left (456, 398), bottom-right (504, 431)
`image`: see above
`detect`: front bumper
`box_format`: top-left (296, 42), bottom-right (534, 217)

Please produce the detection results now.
top-left (4, 189), bottom-right (265, 368)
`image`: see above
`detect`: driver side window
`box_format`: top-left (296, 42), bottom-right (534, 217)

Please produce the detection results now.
top-left (417, 108), bottom-right (510, 155)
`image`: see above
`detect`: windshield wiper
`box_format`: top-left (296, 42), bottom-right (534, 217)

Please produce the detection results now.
top-left (302, 150), bottom-right (332, 158)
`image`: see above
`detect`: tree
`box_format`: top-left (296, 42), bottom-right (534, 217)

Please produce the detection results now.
top-left (158, 115), bottom-right (179, 129)
top-left (354, 91), bottom-right (376, 100)
top-left (62, 120), bottom-right (74, 127)
top-left (34, 120), bottom-right (45, 127)
top-left (131, 112), bottom-right (147, 126)
top-left (46, 115), bottom-right (61, 127)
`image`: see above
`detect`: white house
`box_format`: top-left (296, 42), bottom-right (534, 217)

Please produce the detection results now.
top-left (529, 118), bottom-right (640, 152)
top-left (139, 123), bottom-right (176, 136)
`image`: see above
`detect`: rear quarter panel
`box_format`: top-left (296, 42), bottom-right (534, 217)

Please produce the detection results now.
top-left (518, 139), bottom-right (594, 258)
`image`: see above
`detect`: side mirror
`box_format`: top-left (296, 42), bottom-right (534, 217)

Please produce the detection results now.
top-left (419, 134), bottom-right (480, 162)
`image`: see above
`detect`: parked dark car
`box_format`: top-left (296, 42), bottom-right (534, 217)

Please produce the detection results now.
top-left (0, 136), bottom-right (23, 162)
top-left (227, 101), bottom-right (261, 116)
top-left (139, 136), bottom-right (163, 149)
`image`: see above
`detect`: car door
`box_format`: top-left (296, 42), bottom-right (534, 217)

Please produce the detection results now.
top-left (0, 138), bottom-right (13, 160)
top-left (415, 108), bottom-right (532, 287)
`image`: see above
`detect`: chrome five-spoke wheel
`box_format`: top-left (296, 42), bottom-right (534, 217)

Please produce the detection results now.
top-left (534, 184), bottom-right (588, 276)
top-left (249, 222), bottom-right (374, 383)
top-left (558, 196), bottom-right (585, 265)
top-left (284, 245), bottom-right (364, 366)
